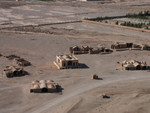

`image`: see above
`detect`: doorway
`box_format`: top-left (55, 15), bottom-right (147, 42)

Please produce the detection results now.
top-left (42, 88), bottom-right (48, 92)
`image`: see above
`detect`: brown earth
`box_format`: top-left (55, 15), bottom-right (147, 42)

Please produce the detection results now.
top-left (0, 0), bottom-right (150, 113)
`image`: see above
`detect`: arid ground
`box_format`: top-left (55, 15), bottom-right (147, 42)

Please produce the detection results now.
top-left (0, 0), bottom-right (150, 113)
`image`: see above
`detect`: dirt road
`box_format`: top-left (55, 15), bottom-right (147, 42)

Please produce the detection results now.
top-left (27, 74), bottom-right (150, 113)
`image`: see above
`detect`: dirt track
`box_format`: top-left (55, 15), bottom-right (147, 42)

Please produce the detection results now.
top-left (28, 75), bottom-right (150, 113)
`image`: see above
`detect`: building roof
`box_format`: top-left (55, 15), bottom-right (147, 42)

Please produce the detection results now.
top-left (31, 80), bottom-right (57, 90)
top-left (56, 55), bottom-right (78, 61)
top-left (3, 65), bottom-right (23, 72)
top-left (124, 64), bottom-right (136, 68)
top-left (122, 59), bottom-right (147, 67)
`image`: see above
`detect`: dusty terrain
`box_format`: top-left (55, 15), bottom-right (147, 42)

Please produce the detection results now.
top-left (0, 0), bottom-right (150, 113)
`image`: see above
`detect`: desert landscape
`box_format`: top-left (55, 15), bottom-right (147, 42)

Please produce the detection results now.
top-left (0, 0), bottom-right (150, 113)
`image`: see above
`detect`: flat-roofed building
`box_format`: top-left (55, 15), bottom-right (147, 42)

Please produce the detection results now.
top-left (54, 55), bottom-right (79, 69)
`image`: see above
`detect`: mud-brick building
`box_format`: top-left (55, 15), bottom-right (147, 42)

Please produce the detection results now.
top-left (121, 59), bottom-right (148, 70)
top-left (111, 42), bottom-right (133, 49)
top-left (141, 44), bottom-right (150, 50)
top-left (70, 46), bottom-right (112, 55)
top-left (70, 46), bottom-right (91, 54)
top-left (30, 80), bottom-right (58, 93)
top-left (54, 55), bottom-right (79, 69)
top-left (2, 66), bottom-right (25, 78)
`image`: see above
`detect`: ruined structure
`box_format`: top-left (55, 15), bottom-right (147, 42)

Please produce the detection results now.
top-left (70, 46), bottom-right (91, 54)
top-left (91, 74), bottom-right (98, 79)
top-left (5, 55), bottom-right (31, 66)
top-left (89, 47), bottom-right (112, 54)
top-left (111, 42), bottom-right (150, 51)
top-left (141, 44), bottom-right (150, 50)
top-left (13, 58), bottom-right (31, 66)
top-left (30, 80), bottom-right (59, 93)
top-left (111, 42), bottom-right (133, 49)
top-left (70, 46), bottom-right (112, 55)
top-left (54, 55), bottom-right (79, 69)
top-left (132, 44), bottom-right (142, 50)
top-left (2, 66), bottom-right (25, 78)
top-left (5, 55), bottom-right (20, 60)
top-left (121, 60), bottom-right (148, 70)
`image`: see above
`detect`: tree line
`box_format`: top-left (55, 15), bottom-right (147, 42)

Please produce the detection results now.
top-left (126, 11), bottom-right (150, 19)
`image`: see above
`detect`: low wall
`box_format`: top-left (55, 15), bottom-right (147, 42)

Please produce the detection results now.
top-left (83, 19), bottom-right (150, 33)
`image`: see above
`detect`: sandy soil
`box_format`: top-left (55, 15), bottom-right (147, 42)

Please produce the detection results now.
top-left (0, 0), bottom-right (150, 113)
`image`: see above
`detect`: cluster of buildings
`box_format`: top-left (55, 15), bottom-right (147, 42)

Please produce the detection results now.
top-left (111, 42), bottom-right (150, 51)
top-left (2, 55), bottom-right (31, 78)
top-left (121, 60), bottom-right (148, 70)
top-left (54, 43), bottom-right (150, 70)
top-left (53, 45), bottom-right (112, 69)
top-left (2, 42), bottom-right (150, 93)
top-left (70, 46), bottom-right (112, 55)
top-left (111, 42), bottom-right (150, 71)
